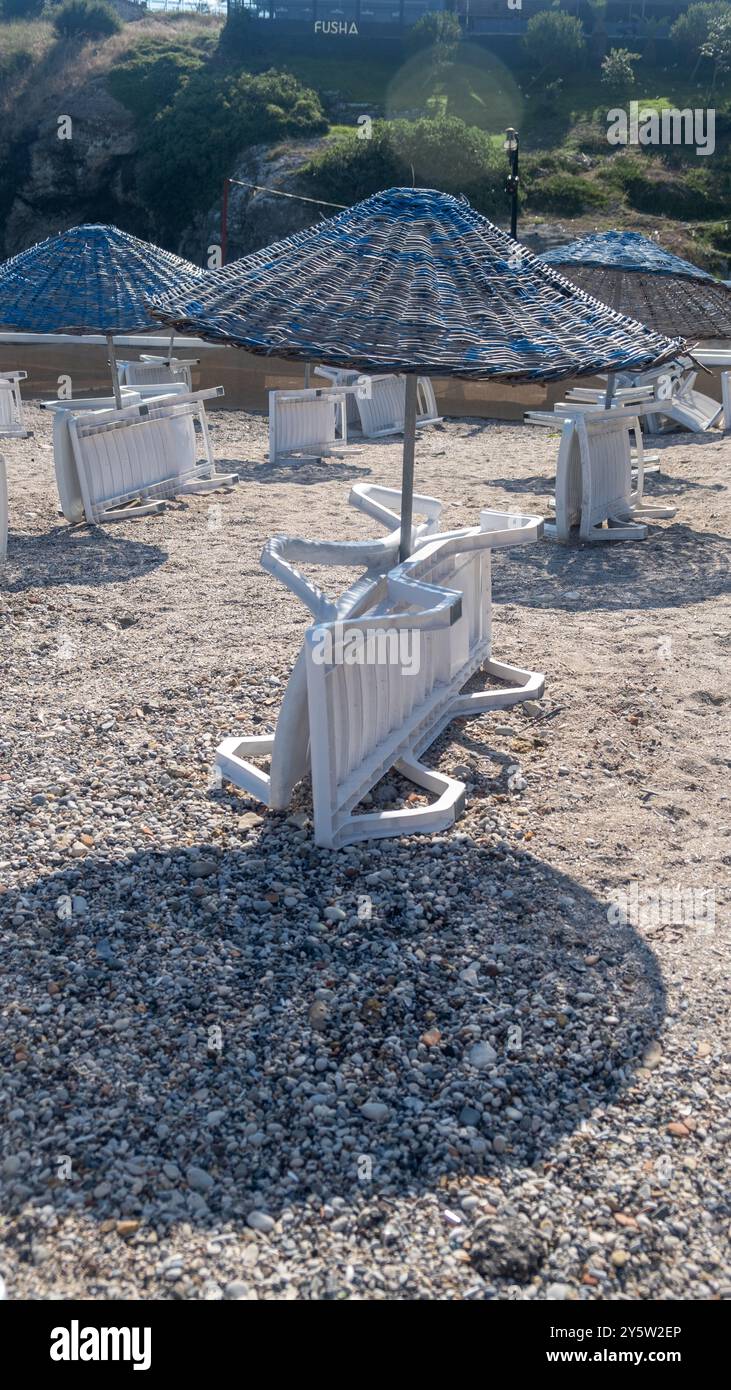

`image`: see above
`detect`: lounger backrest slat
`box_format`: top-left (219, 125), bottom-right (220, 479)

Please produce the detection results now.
top-left (315, 367), bottom-right (439, 436)
top-left (306, 540), bottom-right (492, 835)
top-left (0, 374), bottom-right (26, 434)
top-left (70, 406), bottom-right (199, 520)
top-left (578, 414), bottom-right (634, 531)
top-left (119, 359), bottom-right (193, 390)
top-left (356, 375), bottom-right (406, 436)
top-left (269, 388), bottom-right (347, 463)
top-left (0, 384), bottom-right (14, 430)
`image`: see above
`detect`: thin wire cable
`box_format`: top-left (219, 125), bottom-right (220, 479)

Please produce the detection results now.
top-left (227, 179), bottom-right (347, 210)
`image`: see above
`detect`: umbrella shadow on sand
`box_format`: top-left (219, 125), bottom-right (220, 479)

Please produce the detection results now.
top-left (0, 836), bottom-right (665, 1254)
top-left (489, 467), bottom-right (723, 501)
top-left (220, 457), bottom-right (373, 487)
top-left (494, 523), bottom-right (731, 612)
top-left (0, 528), bottom-right (168, 593)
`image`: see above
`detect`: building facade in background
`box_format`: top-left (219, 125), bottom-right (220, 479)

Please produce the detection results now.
top-left (227, 0), bottom-right (691, 35)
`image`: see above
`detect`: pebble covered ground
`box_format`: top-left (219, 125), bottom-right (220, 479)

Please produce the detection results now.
top-left (0, 404), bottom-right (729, 1301)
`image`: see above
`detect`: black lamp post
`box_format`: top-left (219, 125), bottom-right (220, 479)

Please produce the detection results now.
top-left (504, 127), bottom-right (520, 240)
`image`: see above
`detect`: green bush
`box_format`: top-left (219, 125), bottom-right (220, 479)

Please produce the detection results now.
top-left (304, 125), bottom-right (401, 206)
top-left (670, 2), bottom-right (731, 64)
top-left (528, 173), bottom-right (609, 215)
top-left (600, 47), bottom-right (640, 97)
top-left (107, 38), bottom-right (208, 121)
top-left (304, 117), bottom-right (506, 219)
top-left (701, 219), bottom-right (731, 252)
top-left (523, 11), bottom-right (587, 80)
top-left (52, 0), bottom-right (121, 40)
top-left (138, 69), bottom-right (328, 241)
top-left (407, 10), bottom-right (462, 57)
top-left (598, 154), bottom-right (725, 217)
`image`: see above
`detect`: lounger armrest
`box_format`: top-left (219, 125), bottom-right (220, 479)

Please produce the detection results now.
top-left (262, 533), bottom-right (401, 620)
top-left (479, 509), bottom-right (544, 547)
top-left (308, 577), bottom-right (461, 650)
top-left (349, 481), bottom-right (443, 532)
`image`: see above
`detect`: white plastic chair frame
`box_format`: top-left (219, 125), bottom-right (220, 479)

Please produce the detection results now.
top-left (118, 356), bottom-right (198, 390)
top-left (67, 387), bottom-right (237, 524)
top-left (217, 484), bottom-right (445, 810)
top-left (216, 483), bottom-right (544, 847)
top-left (40, 389), bottom-right (184, 524)
top-left (525, 407), bottom-right (660, 474)
top-left (558, 359), bottom-right (722, 435)
top-left (0, 371), bottom-right (30, 438)
top-left (305, 511), bottom-right (544, 847)
top-left (546, 412), bottom-right (676, 543)
top-left (268, 385), bottom-right (355, 464)
top-left (315, 366), bottom-right (441, 438)
top-left (618, 360), bottom-right (722, 434)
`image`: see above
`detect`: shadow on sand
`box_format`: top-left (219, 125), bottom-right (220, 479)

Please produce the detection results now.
top-left (0, 834), bottom-right (664, 1230)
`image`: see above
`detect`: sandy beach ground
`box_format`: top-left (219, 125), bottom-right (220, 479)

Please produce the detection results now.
top-left (0, 403), bottom-right (729, 1301)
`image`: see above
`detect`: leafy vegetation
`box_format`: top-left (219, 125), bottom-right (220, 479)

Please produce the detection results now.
top-left (304, 117), bottom-right (506, 219)
top-left (0, 6), bottom-right (730, 268)
top-left (523, 11), bottom-right (587, 80)
top-left (52, 0), bottom-right (121, 40)
top-left (670, 2), bottom-right (731, 73)
top-left (526, 172), bottom-right (609, 216)
top-left (407, 10), bottom-right (461, 58)
top-left (137, 68), bottom-right (327, 241)
top-left (597, 153), bottom-right (726, 217)
top-left (107, 35), bottom-right (211, 122)
top-left (600, 48), bottom-right (641, 97)
top-left (0, 17), bottom-right (52, 84)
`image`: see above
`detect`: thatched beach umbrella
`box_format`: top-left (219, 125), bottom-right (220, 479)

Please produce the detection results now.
top-left (151, 187), bottom-right (683, 559)
top-left (0, 224), bottom-right (203, 407)
top-left (542, 230), bottom-right (731, 341)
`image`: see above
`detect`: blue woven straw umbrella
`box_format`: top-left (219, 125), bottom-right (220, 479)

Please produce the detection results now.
top-left (542, 230), bottom-right (731, 341)
top-left (151, 188), bottom-right (683, 558)
top-left (0, 224), bottom-right (203, 406)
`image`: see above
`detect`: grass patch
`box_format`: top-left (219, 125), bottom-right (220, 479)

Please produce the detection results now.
top-left (0, 20), bottom-right (53, 85)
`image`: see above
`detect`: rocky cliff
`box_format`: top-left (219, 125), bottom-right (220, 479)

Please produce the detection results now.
top-left (0, 48), bottom-right (330, 264)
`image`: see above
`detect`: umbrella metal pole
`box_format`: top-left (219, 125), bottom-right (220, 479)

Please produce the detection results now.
top-left (604, 372), bottom-right (616, 410)
top-left (107, 334), bottom-right (122, 409)
top-left (399, 374), bottom-right (418, 563)
top-left (168, 330), bottom-right (175, 365)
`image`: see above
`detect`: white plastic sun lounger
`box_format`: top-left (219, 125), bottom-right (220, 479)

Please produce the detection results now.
top-left (118, 356), bottom-right (198, 390)
top-left (216, 483), bottom-right (543, 847)
top-left (545, 412), bottom-right (676, 543)
top-left (66, 387), bottom-right (237, 525)
top-left (268, 385), bottom-right (355, 464)
top-left (305, 511), bottom-right (544, 847)
top-left (525, 407), bottom-right (660, 473)
top-left (40, 389), bottom-right (181, 524)
top-left (315, 366), bottom-right (441, 437)
top-left (660, 373), bottom-right (723, 432)
top-left (217, 484), bottom-right (445, 809)
top-left (560, 360), bottom-right (723, 434)
top-left (0, 371), bottom-right (30, 438)
top-left (0, 452), bottom-right (7, 563)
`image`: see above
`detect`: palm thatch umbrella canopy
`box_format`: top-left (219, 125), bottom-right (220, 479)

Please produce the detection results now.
top-left (151, 187), bottom-right (683, 557)
top-left (542, 230), bottom-right (731, 341)
top-left (0, 224), bottom-right (203, 405)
